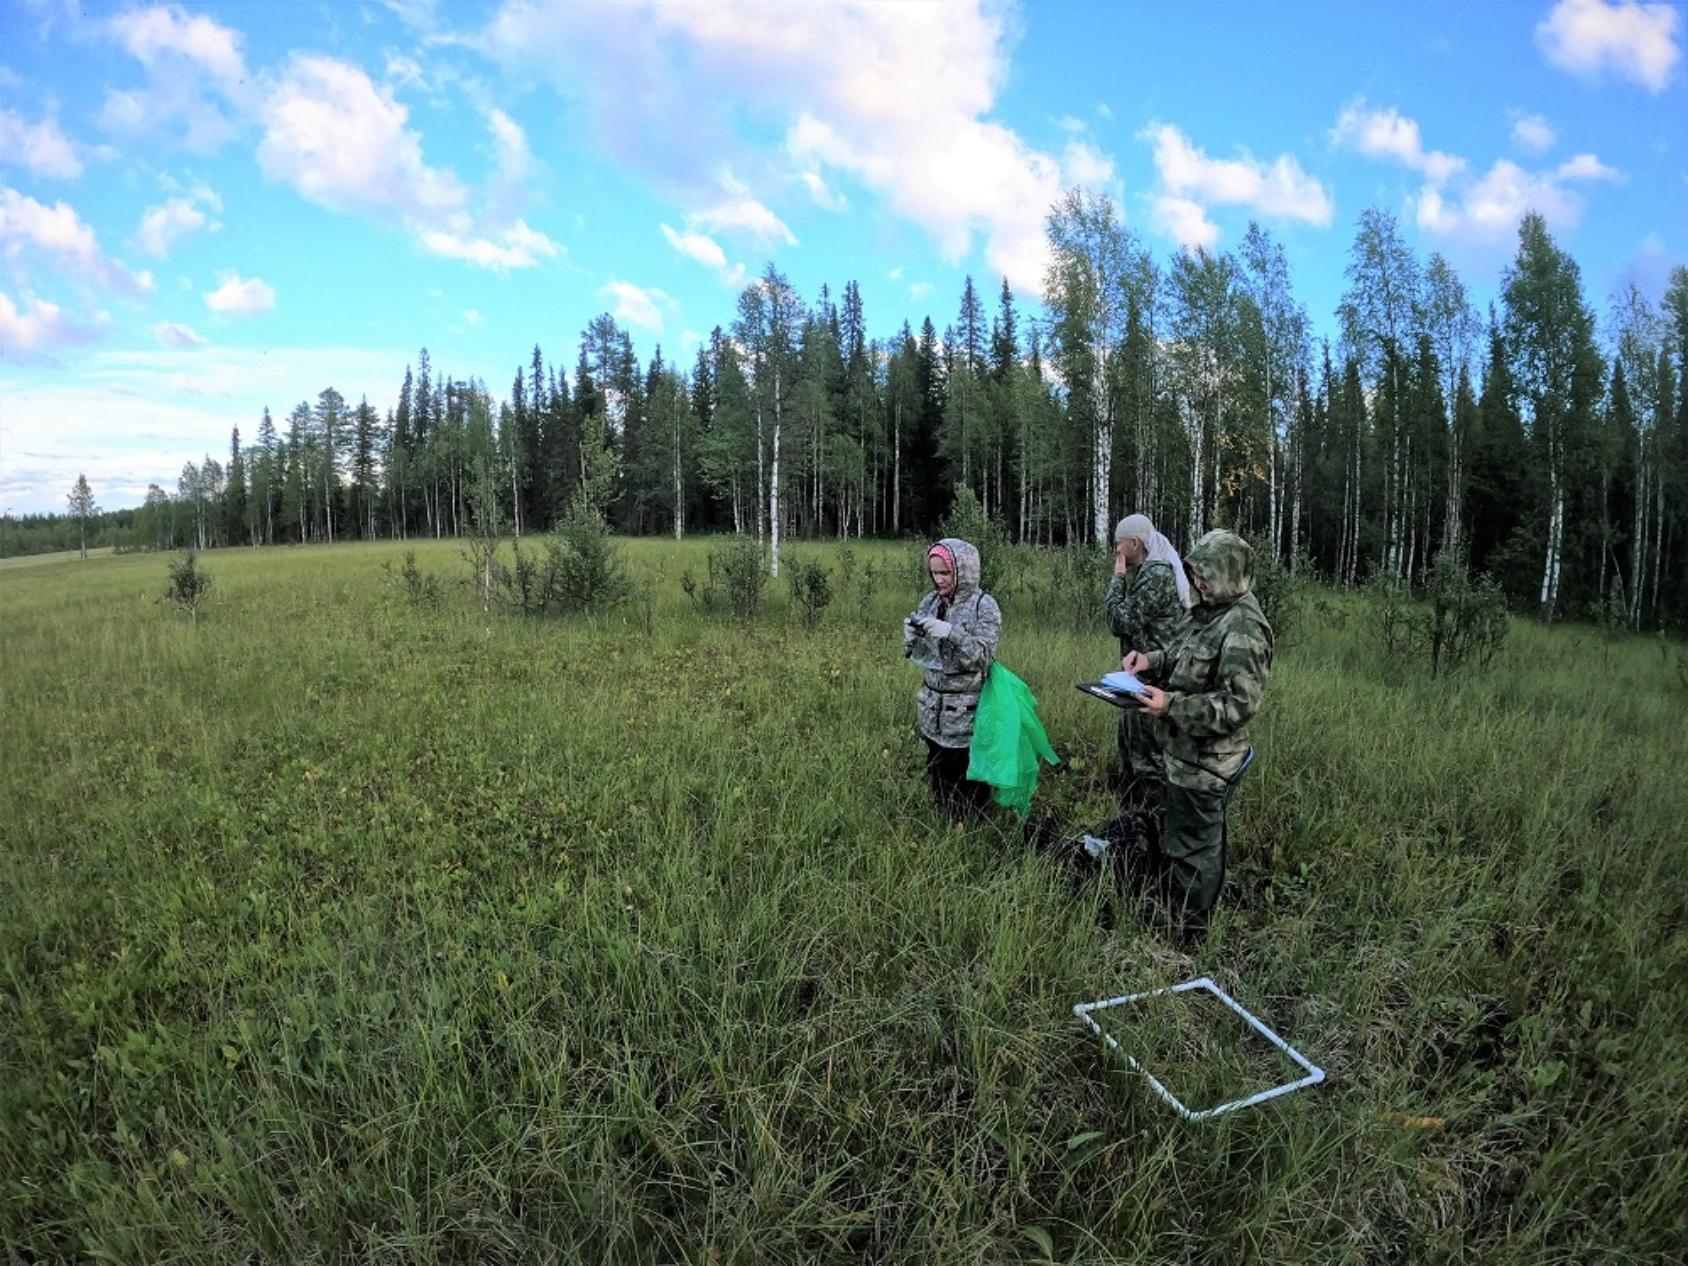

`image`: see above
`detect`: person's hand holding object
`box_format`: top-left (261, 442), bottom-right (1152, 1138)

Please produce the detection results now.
top-left (1137, 684), bottom-right (1168, 716)
top-left (914, 616), bottom-right (953, 641)
top-left (1121, 650), bottom-right (1149, 675)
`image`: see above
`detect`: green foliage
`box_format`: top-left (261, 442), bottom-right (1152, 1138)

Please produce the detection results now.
top-left (545, 490), bottom-right (633, 614)
top-left (1367, 551), bottom-right (1509, 674)
top-left (383, 548), bottom-right (442, 609)
top-left (784, 554), bottom-right (834, 629)
top-left (1596, 576), bottom-right (1628, 643)
top-left (683, 535), bottom-right (766, 618)
top-left (1247, 541), bottom-right (1307, 645)
top-left (937, 483), bottom-right (1023, 600)
top-left (1026, 543), bottom-right (1114, 631)
top-left (160, 549), bottom-right (211, 623)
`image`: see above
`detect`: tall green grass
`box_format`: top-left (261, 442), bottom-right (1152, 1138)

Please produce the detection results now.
top-left (2, 539), bottom-right (1683, 1263)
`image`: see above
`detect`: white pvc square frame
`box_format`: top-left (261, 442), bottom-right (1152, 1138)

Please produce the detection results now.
top-left (1073, 976), bottom-right (1325, 1122)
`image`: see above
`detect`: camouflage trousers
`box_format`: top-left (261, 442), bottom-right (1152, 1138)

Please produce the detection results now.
top-left (1159, 781), bottom-right (1227, 914)
top-left (1116, 708), bottom-right (1165, 803)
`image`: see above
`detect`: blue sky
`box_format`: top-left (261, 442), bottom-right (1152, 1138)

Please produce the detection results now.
top-left (1, 0), bottom-right (1682, 513)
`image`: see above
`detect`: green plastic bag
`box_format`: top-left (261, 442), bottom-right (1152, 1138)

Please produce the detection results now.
top-left (967, 662), bottom-right (1059, 818)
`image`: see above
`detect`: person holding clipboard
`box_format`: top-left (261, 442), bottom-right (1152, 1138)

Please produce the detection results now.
top-left (1104, 514), bottom-right (1192, 807)
top-left (1121, 530), bottom-right (1274, 923)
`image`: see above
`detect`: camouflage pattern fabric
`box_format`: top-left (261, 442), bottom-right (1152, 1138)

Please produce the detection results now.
top-left (1104, 560), bottom-right (1191, 787)
top-left (1133, 530), bottom-right (1271, 915)
top-left (911, 537), bottom-right (1002, 749)
top-left (1143, 530), bottom-right (1274, 796)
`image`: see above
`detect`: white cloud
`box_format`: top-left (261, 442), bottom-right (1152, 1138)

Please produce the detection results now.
top-left (602, 279), bottom-right (677, 333)
top-left (255, 57), bottom-right (552, 271)
top-left (1510, 113), bottom-right (1557, 153)
top-left (102, 4), bottom-right (252, 153)
top-left (1150, 194), bottom-right (1219, 252)
top-left (153, 320), bottom-right (208, 348)
top-left (385, 53), bottom-right (425, 87)
top-left (1095, 102), bottom-right (1114, 121)
top-left (0, 107), bottom-right (84, 179)
top-left (1556, 151), bottom-right (1623, 180)
top-left (136, 193), bottom-right (220, 257)
top-left (259, 55), bottom-right (465, 220)
top-left (1537, 0), bottom-right (1680, 91)
top-left (419, 218), bottom-right (560, 269)
top-left (1056, 114), bottom-right (1086, 134)
top-left (886, 265), bottom-right (904, 281)
top-left (1062, 139), bottom-right (1117, 190)
top-left (203, 270), bottom-right (275, 315)
top-left (908, 281), bottom-right (935, 300)
top-left (463, 308), bottom-right (484, 327)
top-left (800, 169), bottom-right (848, 211)
top-left (0, 291), bottom-right (109, 363)
top-left (486, 106), bottom-right (532, 188)
top-left (660, 222), bottom-right (745, 286)
top-left (480, 0), bottom-right (1122, 297)
top-left (1329, 99), bottom-right (1465, 183)
top-left (1415, 158), bottom-right (1586, 243)
top-left (1141, 122), bottom-right (1332, 249)
top-left (0, 187), bottom-right (154, 298)
top-left (112, 5), bottom-right (247, 87)
top-left (689, 183), bottom-right (798, 245)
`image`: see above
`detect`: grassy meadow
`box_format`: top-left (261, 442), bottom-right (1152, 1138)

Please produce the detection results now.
top-left (2, 537), bottom-right (1684, 1263)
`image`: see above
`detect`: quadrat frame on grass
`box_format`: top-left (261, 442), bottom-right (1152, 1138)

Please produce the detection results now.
top-left (1073, 976), bottom-right (1326, 1122)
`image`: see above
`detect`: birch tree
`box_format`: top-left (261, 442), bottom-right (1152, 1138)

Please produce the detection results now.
top-left (1045, 188), bottom-right (1136, 542)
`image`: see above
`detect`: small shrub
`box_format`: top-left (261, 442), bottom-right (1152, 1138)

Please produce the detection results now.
top-left (548, 492), bottom-right (633, 614)
top-left (162, 549), bottom-right (212, 624)
top-left (680, 565), bottom-right (717, 613)
top-left (508, 541), bottom-right (543, 613)
top-left (711, 535), bottom-right (767, 618)
top-left (785, 555), bottom-right (833, 629)
top-left (383, 549), bottom-right (443, 610)
top-left (462, 536), bottom-right (509, 613)
top-left (938, 483), bottom-right (1021, 600)
top-left (854, 557), bottom-right (882, 619)
top-left (634, 578), bottom-right (656, 636)
top-left (1422, 552), bottom-right (1508, 673)
top-left (836, 546), bottom-right (857, 593)
top-left (1366, 551), bottom-right (1508, 675)
top-left (1031, 543), bottom-right (1113, 631)
top-left (1364, 571), bottom-right (1413, 661)
top-left (1248, 541), bottom-right (1305, 645)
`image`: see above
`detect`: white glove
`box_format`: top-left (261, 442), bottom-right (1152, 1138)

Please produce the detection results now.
top-left (903, 618), bottom-right (917, 646)
top-left (917, 616), bottom-right (953, 642)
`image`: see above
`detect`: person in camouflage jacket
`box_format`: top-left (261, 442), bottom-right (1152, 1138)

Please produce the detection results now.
top-left (1123, 530), bottom-right (1272, 916)
top-left (1104, 514), bottom-right (1191, 802)
top-left (904, 537), bottom-right (1002, 819)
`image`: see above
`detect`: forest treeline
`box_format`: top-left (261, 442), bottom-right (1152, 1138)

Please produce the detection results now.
top-left (12, 195), bottom-right (1687, 630)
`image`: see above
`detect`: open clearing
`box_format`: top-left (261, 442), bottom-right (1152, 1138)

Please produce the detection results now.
top-left (2, 540), bottom-right (1683, 1263)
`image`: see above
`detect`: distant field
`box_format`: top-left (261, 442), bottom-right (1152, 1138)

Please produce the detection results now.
top-left (2, 538), bottom-right (1683, 1263)
top-left (0, 545), bottom-right (116, 569)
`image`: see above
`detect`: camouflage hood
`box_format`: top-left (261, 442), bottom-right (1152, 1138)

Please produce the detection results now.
top-left (1185, 530), bottom-right (1253, 612)
top-left (931, 537), bottom-right (982, 604)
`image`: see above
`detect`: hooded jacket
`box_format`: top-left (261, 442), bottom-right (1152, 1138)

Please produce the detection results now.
top-left (910, 537), bottom-right (1002, 749)
top-left (1143, 531), bottom-right (1273, 793)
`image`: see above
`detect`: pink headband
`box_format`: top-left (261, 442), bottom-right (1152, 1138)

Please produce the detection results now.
top-left (927, 543), bottom-right (956, 573)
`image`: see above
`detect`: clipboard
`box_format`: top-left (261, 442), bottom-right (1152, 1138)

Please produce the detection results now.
top-left (1076, 681), bottom-right (1146, 710)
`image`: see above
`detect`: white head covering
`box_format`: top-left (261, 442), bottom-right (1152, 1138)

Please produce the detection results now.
top-left (1115, 513), bottom-right (1192, 607)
